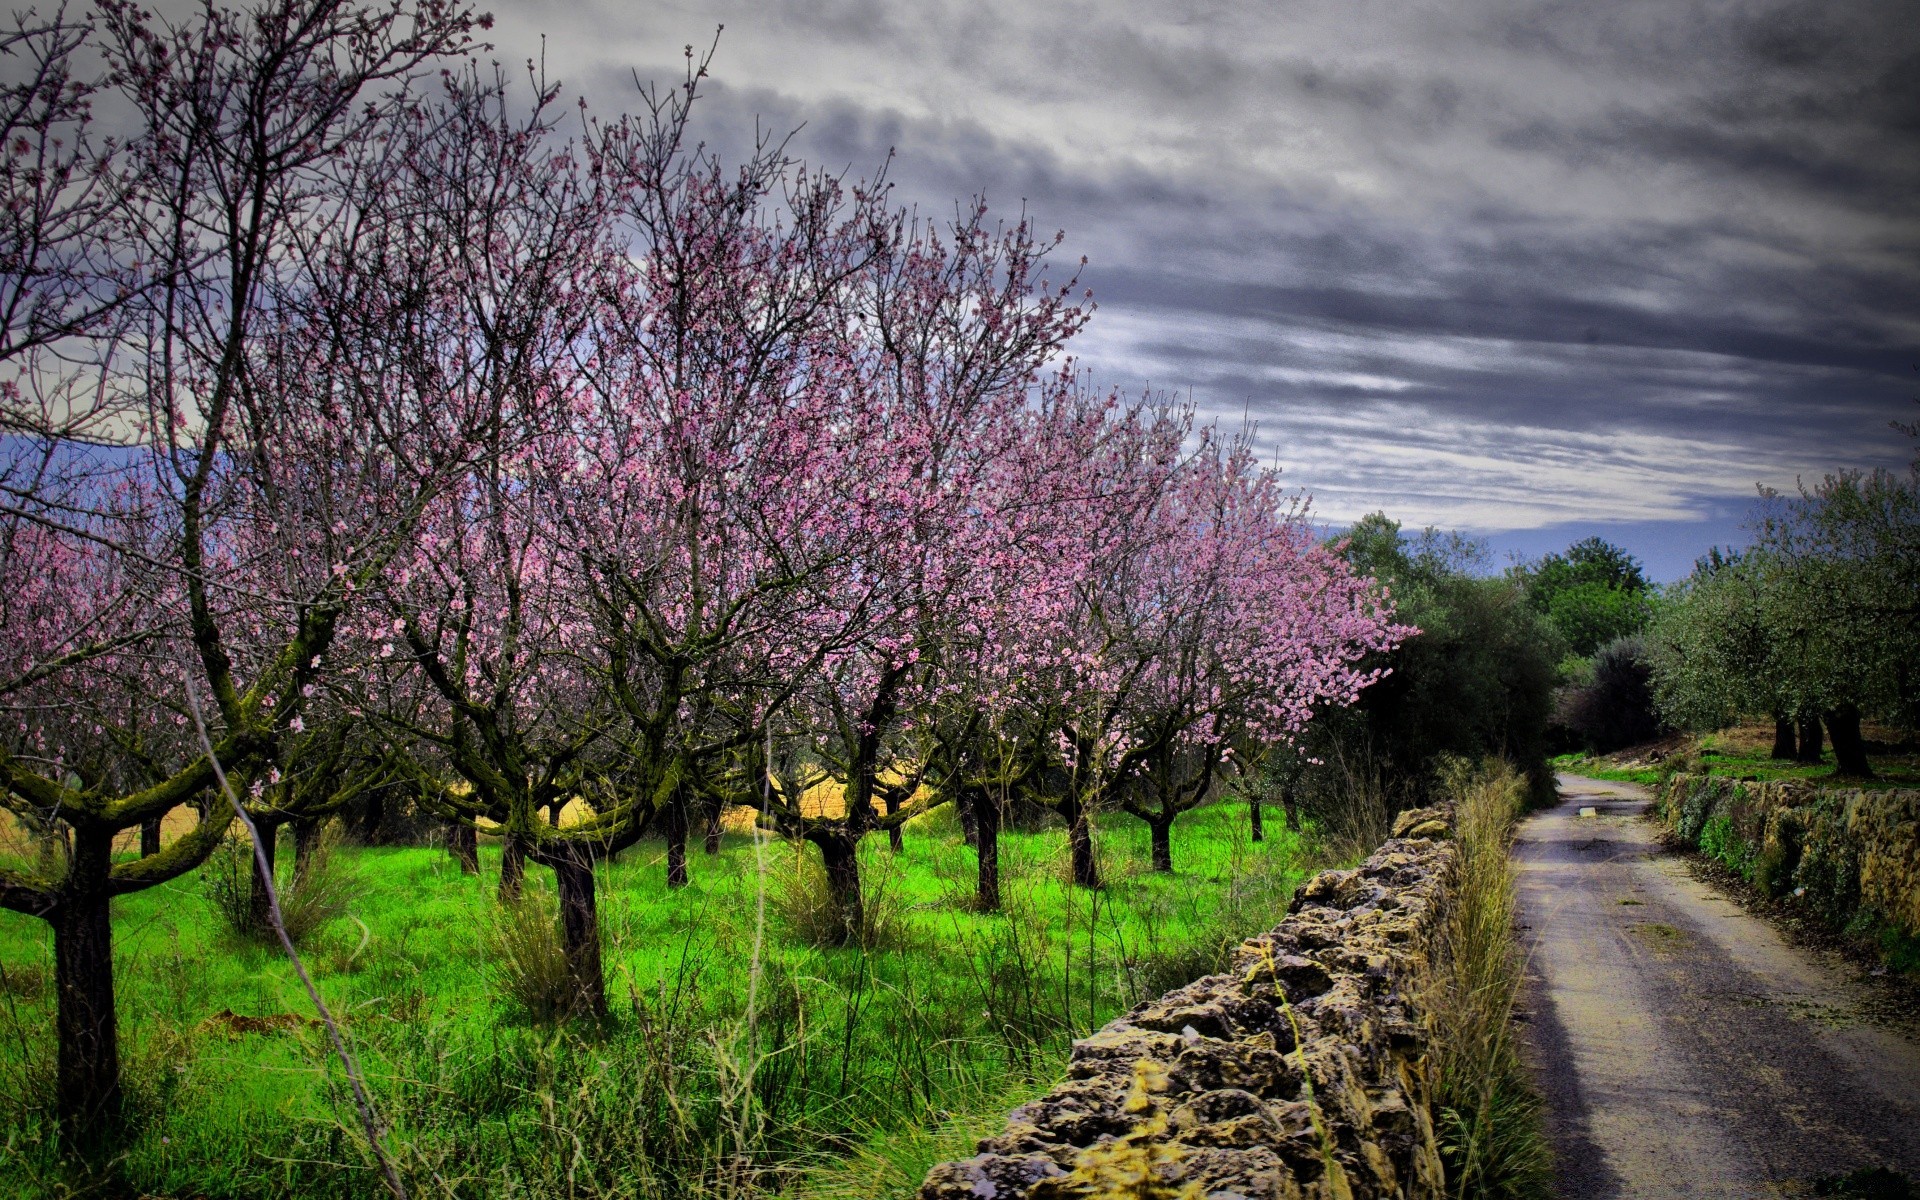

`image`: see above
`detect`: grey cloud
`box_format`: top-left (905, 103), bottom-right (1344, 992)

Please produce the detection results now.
top-left (417, 2), bottom-right (1920, 532)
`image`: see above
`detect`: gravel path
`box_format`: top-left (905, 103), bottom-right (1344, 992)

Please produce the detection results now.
top-left (1513, 773), bottom-right (1920, 1198)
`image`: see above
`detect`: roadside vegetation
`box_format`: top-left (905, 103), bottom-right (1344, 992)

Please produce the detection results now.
top-left (1429, 760), bottom-right (1552, 1200)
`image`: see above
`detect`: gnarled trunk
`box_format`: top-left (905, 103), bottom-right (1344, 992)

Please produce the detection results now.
top-left (1825, 704), bottom-right (1873, 778)
top-left (546, 845), bottom-right (607, 1019)
top-left (813, 831), bottom-right (864, 946)
top-left (54, 826), bottom-right (119, 1149)
top-left (291, 819), bottom-right (320, 883)
top-left (1795, 712), bottom-right (1825, 765)
top-left (1248, 797), bottom-right (1264, 843)
top-left (1771, 714), bottom-right (1796, 761)
top-left (957, 790), bottom-right (979, 849)
top-left (884, 791), bottom-right (904, 853)
top-left (139, 816), bottom-right (162, 858)
top-left (704, 799), bottom-right (723, 855)
top-left (1064, 797), bottom-right (1099, 890)
top-left (359, 789), bottom-right (385, 844)
top-left (1280, 783), bottom-right (1300, 832)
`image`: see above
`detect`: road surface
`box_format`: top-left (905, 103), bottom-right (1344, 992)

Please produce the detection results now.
top-left (1513, 773), bottom-right (1920, 1198)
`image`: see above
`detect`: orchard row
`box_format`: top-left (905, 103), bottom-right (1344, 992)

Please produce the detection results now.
top-left (0, 1), bottom-right (1406, 1148)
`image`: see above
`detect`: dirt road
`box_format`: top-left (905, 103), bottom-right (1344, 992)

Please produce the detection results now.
top-left (1514, 774), bottom-right (1920, 1198)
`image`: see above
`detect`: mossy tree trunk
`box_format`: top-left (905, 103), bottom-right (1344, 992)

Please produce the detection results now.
top-left (499, 833), bottom-right (526, 901)
top-left (53, 826), bottom-right (119, 1149)
top-left (811, 830), bottom-right (865, 947)
top-left (543, 843), bottom-right (607, 1019)
top-left (449, 821), bottom-right (479, 874)
top-left (1149, 815), bottom-right (1174, 872)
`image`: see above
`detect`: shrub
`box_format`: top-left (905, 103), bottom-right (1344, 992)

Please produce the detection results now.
top-left (1557, 635), bottom-right (1667, 754)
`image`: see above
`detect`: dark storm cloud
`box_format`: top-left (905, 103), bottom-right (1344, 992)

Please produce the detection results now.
top-left (460, 1), bottom-right (1920, 531)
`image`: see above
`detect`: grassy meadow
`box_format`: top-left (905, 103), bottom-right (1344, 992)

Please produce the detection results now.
top-left (0, 800), bottom-right (1318, 1199)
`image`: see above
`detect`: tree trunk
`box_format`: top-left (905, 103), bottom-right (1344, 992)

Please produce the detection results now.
top-left (291, 819), bottom-right (320, 883)
top-left (884, 791), bottom-right (904, 853)
top-left (1795, 713), bottom-right (1825, 764)
top-left (360, 789), bottom-right (384, 844)
top-left (1771, 715), bottom-right (1796, 760)
top-left (1280, 783), bottom-right (1300, 832)
top-left (1065, 798), bottom-right (1099, 890)
top-left (547, 845), bottom-right (607, 1019)
top-left (54, 827), bottom-right (120, 1149)
top-left (1150, 817), bottom-right (1173, 873)
top-left (974, 792), bottom-right (1001, 912)
top-left (1248, 797), bottom-right (1264, 843)
top-left (449, 821), bottom-right (478, 874)
top-left (664, 792), bottom-right (689, 889)
top-left (498, 833), bottom-right (526, 902)
top-left (1825, 704), bottom-right (1873, 778)
top-left (957, 791), bottom-right (979, 849)
top-left (139, 815), bottom-right (162, 858)
top-left (704, 800), bottom-right (723, 855)
top-left (814, 831), bottom-right (865, 947)
top-left (249, 819), bottom-right (280, 935)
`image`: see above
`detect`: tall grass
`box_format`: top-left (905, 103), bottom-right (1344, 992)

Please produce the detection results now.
top-left (201, 825), bottom-right (356, 946)
top-left (0, 799), bottom-right (1318, 1199)
top-left (1429, 759), bottom-right (1553, 1199)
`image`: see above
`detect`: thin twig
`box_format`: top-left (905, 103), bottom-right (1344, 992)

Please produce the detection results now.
top-left (183, 678), bottom-right (409, 1200)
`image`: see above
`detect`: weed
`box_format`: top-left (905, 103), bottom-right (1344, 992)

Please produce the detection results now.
top-left (201, 826), bottom-right (355, 946)
top-left (488, 886), bottom-right (582, 1025)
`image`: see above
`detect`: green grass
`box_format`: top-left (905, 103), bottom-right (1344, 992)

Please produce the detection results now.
top-left (1549, 754), bottom-right (1660, 786)
top-left (0, 801), bottom-right (1314, 1199)
top-left (1555, 729), bottom-right (1920, 793)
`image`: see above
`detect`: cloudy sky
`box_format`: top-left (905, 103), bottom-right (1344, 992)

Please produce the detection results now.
top-left (512, 1), bottom-right (1914, 575)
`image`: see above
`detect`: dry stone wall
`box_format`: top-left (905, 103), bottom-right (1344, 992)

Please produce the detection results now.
top-left (917, 805), bottom-right (1457, 1200)
top-left (1659, 774), bottom-right (1920, 941)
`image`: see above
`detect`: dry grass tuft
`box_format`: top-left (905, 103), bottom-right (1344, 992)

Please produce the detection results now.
top-left (1428, 757), bottom-right (1553, 1199)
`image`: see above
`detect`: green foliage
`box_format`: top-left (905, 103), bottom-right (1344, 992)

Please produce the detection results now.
top-left (1556, 635), bottom-right (1667, 754)
top-left (1521, 537), bottom-right (1652, 658)
top-left (1698, 814), bottom-right (1755, 877)
top-left (1543, 581), bottom-right (1654, 660)
top-left (1328, 514), bottom-right (1565, 806)
top-left (0, 802), bottom-right (1314, 1199)
top-left (1650, 459), bottom-right (1920, 755)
